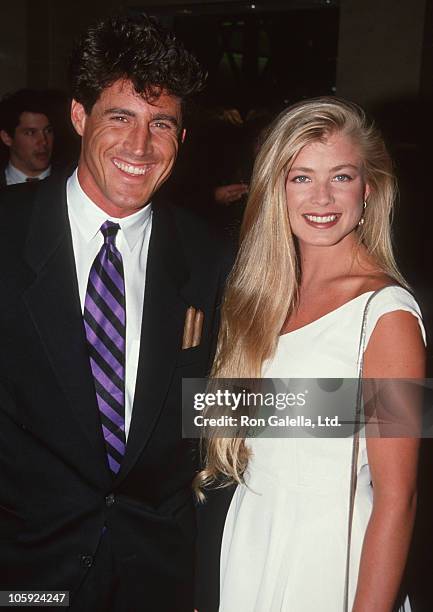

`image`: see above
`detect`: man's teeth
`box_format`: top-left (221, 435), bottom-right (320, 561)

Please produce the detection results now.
top-left (113, 160), bottom-right (148, 175)
top-left (304, 214), bottom-right (337, 223)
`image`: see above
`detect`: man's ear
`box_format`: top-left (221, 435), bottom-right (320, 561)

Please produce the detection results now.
top-left (0, 129), bottom-right (12, 147)
top-left (180, 128), bottom-right (187, 144)
top-left (70, 99), bottom-right (87, 136)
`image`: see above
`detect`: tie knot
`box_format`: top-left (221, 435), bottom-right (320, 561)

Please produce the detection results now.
top-left (101, 221), bottom-right (120, 244)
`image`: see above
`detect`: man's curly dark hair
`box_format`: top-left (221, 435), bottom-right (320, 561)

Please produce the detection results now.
top-left (69, 12), bottom-right (206, 115)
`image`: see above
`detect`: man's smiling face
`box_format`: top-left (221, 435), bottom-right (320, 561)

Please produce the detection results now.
top-left (71, 79), bottom-right (183, 218)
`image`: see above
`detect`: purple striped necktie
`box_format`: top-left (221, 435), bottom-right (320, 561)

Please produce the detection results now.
top-left (84, 221), bottom-right (126, 475)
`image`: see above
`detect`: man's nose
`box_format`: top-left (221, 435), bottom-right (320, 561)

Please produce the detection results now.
top-left (36, 131), bottom-right (50, 148)
top-left (125, 124), bottom-right (154, 157)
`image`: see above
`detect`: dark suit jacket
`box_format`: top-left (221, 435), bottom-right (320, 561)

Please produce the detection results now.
top-left (0, 164), bottom-right (6, 189)
top-left (0, 173), bottom-right (230, 610)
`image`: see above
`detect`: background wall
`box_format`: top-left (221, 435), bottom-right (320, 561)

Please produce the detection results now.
top-left (1, 0), bottom-right (429, 111)
top-left (336, 0), bottom-right (427, 107)
top-left (0, 0), bottom-right (27, 93)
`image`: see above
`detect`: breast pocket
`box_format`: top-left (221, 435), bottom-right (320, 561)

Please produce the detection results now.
top-left (176, 344), bottom-right (208, 367)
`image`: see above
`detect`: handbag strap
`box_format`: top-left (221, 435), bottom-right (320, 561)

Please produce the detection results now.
top-left (343, 286), bottom-right (395, 611)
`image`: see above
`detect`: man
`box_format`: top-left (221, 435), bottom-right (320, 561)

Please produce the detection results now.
top-left (0, 89), bottom-right (54, 186)
top-left (0, 13), bottom-right (228, 612)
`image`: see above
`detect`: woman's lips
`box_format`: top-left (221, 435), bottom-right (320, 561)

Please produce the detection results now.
top-left (302, 213), bottom-right (341, 228)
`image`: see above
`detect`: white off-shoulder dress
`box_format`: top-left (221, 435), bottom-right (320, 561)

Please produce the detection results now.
top-left (219, 287), bottom-right (426, 612)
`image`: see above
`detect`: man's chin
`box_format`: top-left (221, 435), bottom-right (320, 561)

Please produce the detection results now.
top-left (30, 163), bottom-right (50, 173)
top-left (32, 155), bottom-right (50, 166)
top-left (101, 189), bottom-right (154, 216)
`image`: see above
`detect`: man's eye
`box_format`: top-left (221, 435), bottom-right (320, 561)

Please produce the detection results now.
top-left (152, 121), bottom-right (170, 129)
top-left (112, 116), bottom-right (128, 123)
top-left (333, 174), bottom-right (352, 182)
top-left (24, 130), bottom-right (36, 136)
top-left (292, 175), bottom-right (310, 183)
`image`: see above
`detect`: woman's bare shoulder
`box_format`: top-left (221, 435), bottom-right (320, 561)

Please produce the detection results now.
top-left (328, 271), bottom-right (396, 304)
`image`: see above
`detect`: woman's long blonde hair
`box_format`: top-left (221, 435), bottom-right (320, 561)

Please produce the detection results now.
top-left (195, 97), bottom-right (405, 497)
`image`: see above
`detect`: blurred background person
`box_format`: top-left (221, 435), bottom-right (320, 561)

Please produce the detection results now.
top-left (166, 105), bottom-right (273, 244)
top-left (0, 89), bottom-right (54, 186)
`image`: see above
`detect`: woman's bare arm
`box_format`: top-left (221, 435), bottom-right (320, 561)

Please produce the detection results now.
top-left (352, 310), bottom-right (426, 612)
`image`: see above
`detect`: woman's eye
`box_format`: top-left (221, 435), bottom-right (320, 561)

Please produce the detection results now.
top-left (333, 174), bottom-right (352, 182)
top-left (293, 175), bottom-right (310, 183)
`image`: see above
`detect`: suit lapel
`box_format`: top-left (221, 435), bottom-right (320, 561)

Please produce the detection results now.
top-left (22, 177), bottom-right (111, 486)
top-left (117, 202), bottom-right (193, 481)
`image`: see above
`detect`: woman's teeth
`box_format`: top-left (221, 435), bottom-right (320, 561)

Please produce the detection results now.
top-left (304, 214), bottom-right (338, 223)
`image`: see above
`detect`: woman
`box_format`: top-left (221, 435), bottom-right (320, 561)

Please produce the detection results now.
top-left (196, 98), bottom-right (426, 611)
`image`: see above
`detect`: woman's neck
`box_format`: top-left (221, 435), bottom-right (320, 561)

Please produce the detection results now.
top-left (298, 235), bottom-right (368, 288)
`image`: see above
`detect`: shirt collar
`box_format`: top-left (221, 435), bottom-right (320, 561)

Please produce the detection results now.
top-left (66, 169), bottom-right (152, 252)
top-left (6, 162), bottom-right (51, 185)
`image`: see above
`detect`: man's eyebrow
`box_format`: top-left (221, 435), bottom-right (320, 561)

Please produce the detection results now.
top-left (104, 107), bottom-right (136, 117)
top-left (21, 125), bottom-right (52, 131)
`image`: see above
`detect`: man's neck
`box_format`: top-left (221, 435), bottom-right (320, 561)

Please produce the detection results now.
top-left (5, 162), bottom-right (51, 185)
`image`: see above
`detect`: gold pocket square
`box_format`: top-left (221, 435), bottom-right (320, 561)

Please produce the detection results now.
top-left (182, 306), bottom-right (204, 349)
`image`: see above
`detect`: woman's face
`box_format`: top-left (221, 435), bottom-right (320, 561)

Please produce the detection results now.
top-left (285, 131), bottom-right (370, 250)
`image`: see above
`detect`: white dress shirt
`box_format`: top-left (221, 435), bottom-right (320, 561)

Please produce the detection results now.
top-left (67, 170), bottom-right (152, 439)
top-left (5, 162), bottom-right (51, 185)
